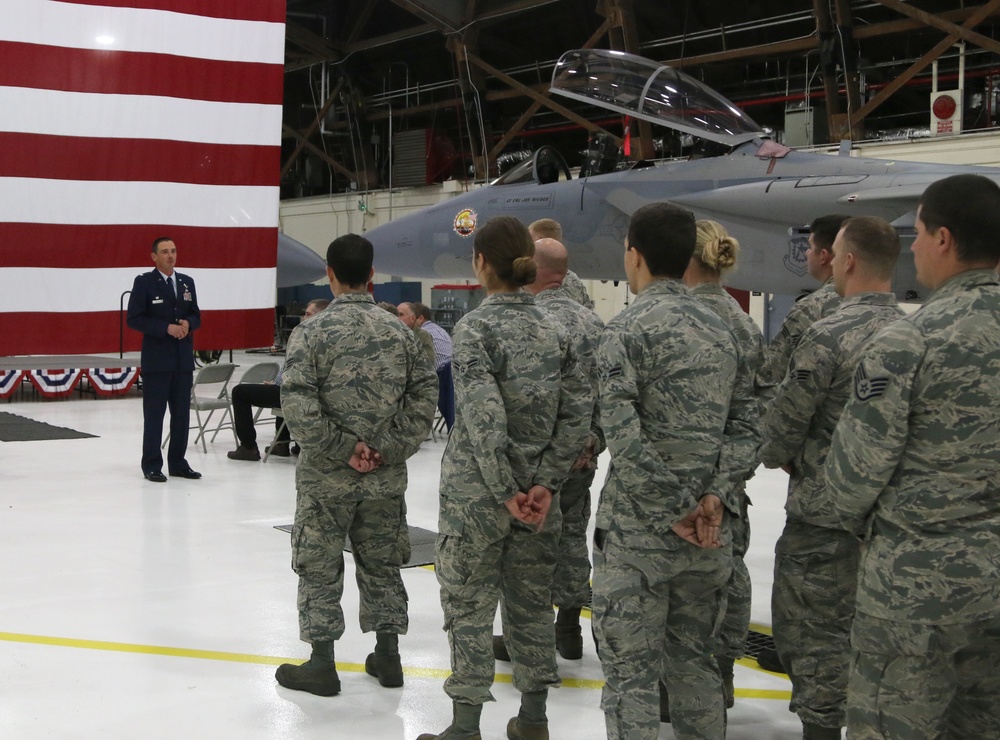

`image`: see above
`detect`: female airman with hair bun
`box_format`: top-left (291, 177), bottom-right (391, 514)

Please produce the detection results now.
top-left (420, 215), bottom-right (589, 740)
top-left (682, 219), bottom-right (764, 709)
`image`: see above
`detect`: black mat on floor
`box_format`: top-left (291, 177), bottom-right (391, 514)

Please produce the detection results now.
top-left (0, 411), bottom-right (97, 442)
top-left (744, 628), bottom-right (777, 660)
top-left (273, 524), bottom-right (436, 568)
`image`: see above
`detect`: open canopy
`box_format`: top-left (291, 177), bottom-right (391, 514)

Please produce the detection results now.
top-left (550, 49), bottom-right (763, 146)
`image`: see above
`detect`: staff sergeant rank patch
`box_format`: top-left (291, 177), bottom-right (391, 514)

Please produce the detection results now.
top-left (854, 361), bottom-right (889, 402)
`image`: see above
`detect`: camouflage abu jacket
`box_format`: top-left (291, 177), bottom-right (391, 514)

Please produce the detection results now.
top-left (827, 270), bottom-right (1000, 624)
top-left (596, 279), bottom-right (759, 549)
top-left (281, 292), bottom-right (438, 500)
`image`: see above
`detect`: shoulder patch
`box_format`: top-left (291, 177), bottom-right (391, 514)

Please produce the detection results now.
top-left (454, 358), bottom-right (479, 375)
top-left (854, 362), bottom-right (889, 402)
top-left (791, 368), bottom-right (812, 382)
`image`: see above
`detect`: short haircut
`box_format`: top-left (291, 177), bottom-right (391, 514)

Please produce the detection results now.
top-left (412, 302), bottom-right (432, 321)
top-left (810, 214), bottom-right (850, 252)
top-left (838, 216), bottom-right (900, 279)
top-left (326, 233), bottom-right (373, 287)
top-left (307, 298), bottom-right (330, 312)
top-left (376, 301), bottom-right (398, 316)
top-left (528, 218), bottom-right (562, 241)
top-left (474, 216), bottom-right (537, 288)
top-left (152, 236), bottom-right (173, 253)
top-left (918, 174), bottom-right (1000, 263)
top-left (627, 202), bottom-right (696, 279)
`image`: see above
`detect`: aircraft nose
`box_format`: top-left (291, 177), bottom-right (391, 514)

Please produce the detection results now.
top-left (369, 215), bottom-right (423, 276)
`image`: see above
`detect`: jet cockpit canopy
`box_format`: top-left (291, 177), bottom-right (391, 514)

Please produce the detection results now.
top-left (549, 49), bottom-right (763, 146)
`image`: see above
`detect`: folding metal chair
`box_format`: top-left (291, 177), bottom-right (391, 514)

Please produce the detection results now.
top-left (262, 407), bottom-right (288, 463)
top-left (236, 361), bottom-right (281, 428)
top-left (161, 362), bottom-right (238, 453)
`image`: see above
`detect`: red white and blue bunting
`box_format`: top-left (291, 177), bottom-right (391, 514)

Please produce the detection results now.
top-left (26, 368), bottom-right (84, 398)
top-left (88, 367), bottom-right (140, 397)
top-left (2, 367), bottom-right (140, 399)
top-left (0, 369), bottom-right (25, 399)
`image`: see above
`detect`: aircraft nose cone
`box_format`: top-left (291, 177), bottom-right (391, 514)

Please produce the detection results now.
top-left (368, 216), bottom-right (422, 276)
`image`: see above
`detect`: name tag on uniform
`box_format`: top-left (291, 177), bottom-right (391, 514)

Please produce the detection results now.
top-left (152, 298), bottom-right (164, 304)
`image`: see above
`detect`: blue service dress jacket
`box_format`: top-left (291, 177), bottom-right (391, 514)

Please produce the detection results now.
top-left (126, 269), bottom-right (201, 372)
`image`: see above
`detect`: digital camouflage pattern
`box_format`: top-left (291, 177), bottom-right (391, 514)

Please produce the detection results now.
top-left (595, 280), bottom-right (759, 535)
top-left (413, 325), bottom-right (437, 368)
top-left (759, 291), bottom-right (903, 728)
top-left (535, 288), bottom-right (605, 610)
top-left (846, 611), bottom-right (1000, 739)
top-left (593, 279), bottom-right (759, 740)
top-left (757, 279), bottom-right (840, 408)
top-left (436, 291), bottom-right (590, 705)
top-left (826, 269), bottom-right (1000, 737)
top-left (592, 535), bottom-right (731, 740)
top-left (558, 269), bottom-right (595, 310)
top-left (690, 283), bottom-right (764, 662)
top-left (281, 292), bottom-right (437, 643)
top-left (760, 292), bottom-right (904, 529)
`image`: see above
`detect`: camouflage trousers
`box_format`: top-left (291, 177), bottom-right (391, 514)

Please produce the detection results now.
top-left (436, 496), bottom-right (563, 704)
top-left (291, 489), bottom-right (410, 643)
top-left (551, 466), bottom-right (596, 609)
top-left (847, 611), bottom-right (1000, 739)
top-left (771, 519), bottom-right (860, 728)
top-left (717, 491), bottom-right (751, 660)
top-left (592, 528), bottom-right (731, 740)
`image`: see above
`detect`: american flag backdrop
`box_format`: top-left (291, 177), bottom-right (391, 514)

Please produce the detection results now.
top-left (0, 0), bottom-right (287, 355)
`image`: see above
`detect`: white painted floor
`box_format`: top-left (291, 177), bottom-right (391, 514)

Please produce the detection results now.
top-left (1, 353), bottom-right (803, 739)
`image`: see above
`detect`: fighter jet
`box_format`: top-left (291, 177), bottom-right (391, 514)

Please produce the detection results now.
top-left (367, 49), bottom-right (1000, 301)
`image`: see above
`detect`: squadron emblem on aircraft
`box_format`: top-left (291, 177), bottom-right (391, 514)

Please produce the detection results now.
top-left (783, 236), bottom-right (809, 277)
top-left (453, 208), bottom-right (478, 237)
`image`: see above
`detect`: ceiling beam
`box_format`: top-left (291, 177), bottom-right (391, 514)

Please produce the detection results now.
top-left (662, 5), bottom-right (1000, 69)
top-left (870, 0), bottom-right (1000, 56)
top-left (280, 79), bottom-right (345, 179)
top-left (389, 0), bottom-right (462, 32)
top-left (281, 124), bottom-right (358, 183)
top-left (487, 15), bottom-right (615, 161)
top-left (465, 51), bottom-right (621, 144)
top-left (343, 23), bottom-right (438, 55)
top-left (346, 3), bottom-right (378, 45)
top-left (849, 0), bottom-right (1000, 130)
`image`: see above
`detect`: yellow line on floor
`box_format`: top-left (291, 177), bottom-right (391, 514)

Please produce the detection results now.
top-left (0, 631), bottom-right (790, 699)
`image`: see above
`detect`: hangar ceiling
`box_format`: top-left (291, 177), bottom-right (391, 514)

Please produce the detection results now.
top-left (280, 0), bottom-right (1000, 198)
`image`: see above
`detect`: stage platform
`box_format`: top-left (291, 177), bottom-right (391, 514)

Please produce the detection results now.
top-left (0, 354), bottom-right (142, 399)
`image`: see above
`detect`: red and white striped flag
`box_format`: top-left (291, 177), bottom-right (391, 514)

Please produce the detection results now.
top-left (0, 0), bottom-right (286, 355)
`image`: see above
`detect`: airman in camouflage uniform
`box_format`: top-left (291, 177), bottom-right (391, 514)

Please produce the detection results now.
top-left (826, 175), bottom-right (1000, 739)
top-left (760, 216), bottom-right (904, 739)
top-left (559, 269), bottom-right (596, 310)
top-left (419, 217), bottom-right (589, 740)
top-left (531, 238), bottom-right (605, 660)
top-left (593, 203), bottom-right (759, 740)
top-left (684, 220), bottom-right (765, 709)
top-left (757, 214), bottom-right (848, 408)
top-left (275, 234), bottom-right (437, 698)
top-left (528, 217), bottom-right (596, 309)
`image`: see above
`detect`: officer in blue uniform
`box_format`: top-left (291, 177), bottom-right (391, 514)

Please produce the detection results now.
top-left (127, 237), bottom-right (202, 482)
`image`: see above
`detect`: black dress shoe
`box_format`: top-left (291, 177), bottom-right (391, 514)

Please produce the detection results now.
top-left (169, 469), bottom-right (202, 479)
top-left (144, 471), bottom-right (167, 483)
